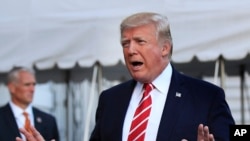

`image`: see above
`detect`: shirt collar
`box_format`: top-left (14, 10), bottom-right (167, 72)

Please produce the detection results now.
top-left (9, 101), bottom-right (33, 118)
top-left (152, 63), bottom-right (173, 94)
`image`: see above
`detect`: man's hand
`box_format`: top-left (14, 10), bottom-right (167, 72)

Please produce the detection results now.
top-left (16, 125), bottom-right (45, 141)
top-left (197, 124), bottom-right (214, 141)
top-left (182, 124), bottom-right (215, 141)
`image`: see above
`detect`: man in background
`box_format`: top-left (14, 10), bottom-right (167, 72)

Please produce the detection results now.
top-left (0, 66), bottom-right (59, 141)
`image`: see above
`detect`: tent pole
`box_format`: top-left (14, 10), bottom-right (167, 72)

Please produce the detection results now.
top-left (219, 57), bottom-right (225, 89)
top-left (240, 65), bottom-right (245, 124)
top-left (65, 69), bottom-right (72, 141)
top-left (98, 63), bottom-right (103, 94)
top-left (213, 59), bottom-right (219, 85)
top-left (83, 63), bottom-right (99, 141)
top-left (214, 59), bottom-right (220, 85)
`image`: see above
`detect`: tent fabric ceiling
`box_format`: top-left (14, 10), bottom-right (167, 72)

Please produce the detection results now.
top-left (0, 0), bottom-right (250, 75)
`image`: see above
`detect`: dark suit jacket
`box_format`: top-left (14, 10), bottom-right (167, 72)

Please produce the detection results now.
top-left (90, 68), bottom-right (235, 141)
top-left (0, 103), bottom-right (59, 141)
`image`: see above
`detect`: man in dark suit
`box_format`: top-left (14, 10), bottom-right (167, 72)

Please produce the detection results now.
top-left (0, 67), bottom-right (59, 141)
top-left (89, 12), bottom-right (235, 141)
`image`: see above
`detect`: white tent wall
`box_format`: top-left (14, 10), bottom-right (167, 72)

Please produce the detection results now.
top-left (203, 73), bottom-right (250, 125)
top-left (1, 0), bottom-right (250, 141)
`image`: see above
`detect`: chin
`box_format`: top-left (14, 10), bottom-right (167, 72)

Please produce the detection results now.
top-left (132, 75), bottom-right (147, 83)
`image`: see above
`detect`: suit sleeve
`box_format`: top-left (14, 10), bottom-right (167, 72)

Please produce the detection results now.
top-left (208, 88), bottom-right (235, 141)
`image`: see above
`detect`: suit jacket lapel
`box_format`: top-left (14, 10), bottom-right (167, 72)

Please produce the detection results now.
top-left (33, 108), bottom-right (43, 133)
top-left (4, 104), bottom-right (22, 137)
top-left (156, 69), bottom-right (186, 141)
top-left (112, 80), bottom-right (136, 140)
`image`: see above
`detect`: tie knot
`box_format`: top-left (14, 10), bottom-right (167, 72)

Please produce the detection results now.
top-left (143, 83), bottom-right (154, 96)
top-left (23, 112), bottom-right (29, 117)
top-left (144, 83), bottom-right (153, 90)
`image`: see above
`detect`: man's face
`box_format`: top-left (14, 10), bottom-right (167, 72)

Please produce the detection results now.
top-left (8, 71), bottom-right (36, 108)
top-left (121, 24), bottom-right (170, 83)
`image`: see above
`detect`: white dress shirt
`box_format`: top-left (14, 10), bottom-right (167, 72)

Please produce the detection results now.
top-left (9, 101), bottom-right (34, 141)
top-left (122, 64), bottom-right (173, 141)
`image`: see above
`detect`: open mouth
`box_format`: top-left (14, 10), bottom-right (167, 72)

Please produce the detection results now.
top-left (131, 61), bottom-right (143, 67)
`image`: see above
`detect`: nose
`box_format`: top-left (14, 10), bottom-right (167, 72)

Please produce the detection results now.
top-left (30, 87), bottom-right (34, 93)
top-left (29, 84), bottom-right (35, 93)
top-left (127, 42), bottom-right (137, 55)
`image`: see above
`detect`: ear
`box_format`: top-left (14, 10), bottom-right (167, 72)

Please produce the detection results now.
top-left (161, 41), bottom-right (171, 57)
top-left (7, 83), bottom-right (16, 94)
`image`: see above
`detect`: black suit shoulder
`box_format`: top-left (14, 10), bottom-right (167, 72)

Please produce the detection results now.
top-left (103, 79), bottom-right (135, 92)
top-left (176, 71), bottom-right (224, 94)
top-left (33, 107), bottom-right (56, 119)
top-left (32, 107), bottom-right (60, 141)
top-left (0, 104), bottom-right (21, 141)
top-left (97, 79), bottom-right (136, 111)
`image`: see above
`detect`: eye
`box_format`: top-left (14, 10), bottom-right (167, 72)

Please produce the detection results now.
top-left (137, 39), bottom-right (146, 45)
top-left (121, 41), bottom-right (130, 48)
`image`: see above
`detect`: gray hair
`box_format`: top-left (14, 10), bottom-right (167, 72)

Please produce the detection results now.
top-left (7, 66), bottom-right (35, 84)
top-left (120, 12), bottom-right (173, 57)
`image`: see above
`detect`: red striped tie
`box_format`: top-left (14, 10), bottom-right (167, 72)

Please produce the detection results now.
top-left (128, 83), bottom-right (154, 141)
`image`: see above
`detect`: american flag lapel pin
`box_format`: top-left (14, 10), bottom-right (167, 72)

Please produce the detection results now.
top-left (175, 92), bottom-right (181, 97)
top-left (36, 117), bottom-right (42, 123)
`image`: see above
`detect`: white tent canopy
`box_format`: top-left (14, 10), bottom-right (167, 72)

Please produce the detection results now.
top-left (0, 0), bottom-right (250, 75)
top-left (167, 0), bottom-right (250, 76)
